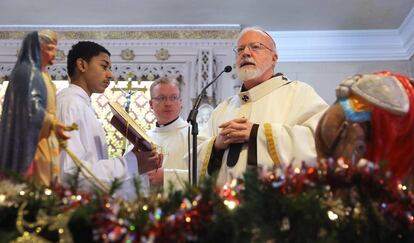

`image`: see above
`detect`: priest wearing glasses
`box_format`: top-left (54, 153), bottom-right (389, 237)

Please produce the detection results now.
top-left (198, 26), bottom-right (328, 186)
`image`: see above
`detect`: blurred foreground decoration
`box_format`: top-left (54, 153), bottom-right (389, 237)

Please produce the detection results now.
top-left (0, 157), bottom-right (414, 242)
top-left (316, 71), bottom-right (414, 182)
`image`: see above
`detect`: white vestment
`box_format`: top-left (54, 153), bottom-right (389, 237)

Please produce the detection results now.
top-left (56, 84), bottom-right (148, 199)
top-left (198, 76), bottom-right (328, 186)
top-left (147, 117), bottom-right (190, 190)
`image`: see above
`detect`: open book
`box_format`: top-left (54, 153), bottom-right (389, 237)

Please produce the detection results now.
top-left (109, 102), bottom-right (153, 151)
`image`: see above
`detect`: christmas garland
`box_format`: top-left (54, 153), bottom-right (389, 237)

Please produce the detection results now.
top-left (0, 158), bottom-right (413, 242)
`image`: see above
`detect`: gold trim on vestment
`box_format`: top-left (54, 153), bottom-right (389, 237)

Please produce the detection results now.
top-left (264, 123), bottom-right (280, 166)
top-left (201, 136), bottom-right (216, 178)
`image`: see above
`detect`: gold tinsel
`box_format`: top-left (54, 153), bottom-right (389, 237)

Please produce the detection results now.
top-left (12, 201), bottom-right (75, 243)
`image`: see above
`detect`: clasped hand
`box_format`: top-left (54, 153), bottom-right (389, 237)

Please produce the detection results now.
top-left (214, 117), bottom-right (253, 150)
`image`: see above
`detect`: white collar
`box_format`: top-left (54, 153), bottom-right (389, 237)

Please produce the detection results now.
top-left (238, 76), bottom-right (290, 104)
top-left (154, 117), bottom-right (188, 132)
top-left (68, 84), bottom-right (92, 106)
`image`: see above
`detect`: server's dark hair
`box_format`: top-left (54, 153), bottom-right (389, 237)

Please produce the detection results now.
top-left (67, 41), bottom-right (110, 78)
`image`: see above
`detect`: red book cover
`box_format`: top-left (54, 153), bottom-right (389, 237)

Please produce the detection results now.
top-left (109, 102), bottom-right (153, 151)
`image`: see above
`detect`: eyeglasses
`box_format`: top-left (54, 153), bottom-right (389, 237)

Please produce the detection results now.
top-left (233, 42), bottom-right (274, 55)
top-left (152, 95), bottom-right (181, 102)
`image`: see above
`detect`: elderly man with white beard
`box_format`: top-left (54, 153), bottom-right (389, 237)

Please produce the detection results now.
top-left (197, 26), bottom-right (328, 186)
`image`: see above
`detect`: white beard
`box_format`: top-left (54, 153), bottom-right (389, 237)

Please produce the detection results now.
top-left (236, 58), bottom-right (273, 82)
top-left (236, 66), bottom-right (261, 82)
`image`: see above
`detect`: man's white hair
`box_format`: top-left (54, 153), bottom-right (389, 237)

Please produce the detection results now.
top-left (236, 26), bottom-right (277, 55)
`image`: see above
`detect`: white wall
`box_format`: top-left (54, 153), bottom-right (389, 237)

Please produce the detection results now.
top-left (277, 60), bottom-right (413, 104)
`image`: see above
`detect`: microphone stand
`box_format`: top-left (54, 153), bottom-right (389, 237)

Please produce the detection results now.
top-left (187, 66), bottom-right (232, 186)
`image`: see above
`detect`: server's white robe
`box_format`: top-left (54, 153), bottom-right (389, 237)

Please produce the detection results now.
top-left (57, 84), bottom-right (149, 199)
top-left (147, 117), bottom-right (190, 190)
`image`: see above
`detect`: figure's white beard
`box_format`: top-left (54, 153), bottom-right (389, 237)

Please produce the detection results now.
top-left (236, 66), bottom-right (261, 81)
top-left (236, 58), bottom-right (273, 82)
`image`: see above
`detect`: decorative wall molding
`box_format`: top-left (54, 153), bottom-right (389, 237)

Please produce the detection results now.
top-left (112, 63), bottom-right (185, 82)
top-left (120, 49), bottom-right (135, 61)
top-left (154, 48), bottom-right (170, 61)
top-left (0, 24), bottom-right (241, 32)
top-left (270, 29), bottom-right (406, 62)
top-left (0, 25), bottom-right (240, 40)
top-left (0, 39), bottom-right (236, 49)
top-left (0, 31), bottom-right (239, 40)
top-left (271, 7), bottom-right (414, 62)
top-left (0, 31), bottom-right (236, 118)
top-left (194, 48), bottom-right (219, 106)
top-left (400, 7), bottom-right (414, 59)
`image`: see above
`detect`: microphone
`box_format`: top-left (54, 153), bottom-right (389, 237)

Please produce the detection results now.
top-left (223, 65), bottom-right (233, 73)
top-left (187, 65), bottom-right (232, 186)
top-left (187, 65), bottom-right (232, 123)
